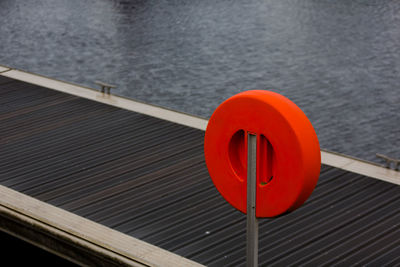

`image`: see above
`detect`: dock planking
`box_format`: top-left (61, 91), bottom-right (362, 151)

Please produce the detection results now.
top-left (0, 77), bottom-right (399, 266)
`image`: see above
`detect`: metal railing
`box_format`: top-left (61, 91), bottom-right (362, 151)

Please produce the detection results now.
top-left (376, 153), bottom-right (400, 171)
top-left (95, 81), bottom-right (116, 94)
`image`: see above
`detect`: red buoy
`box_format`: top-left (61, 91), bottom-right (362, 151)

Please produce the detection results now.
top-left (204, 90), bottom-right (321, 217)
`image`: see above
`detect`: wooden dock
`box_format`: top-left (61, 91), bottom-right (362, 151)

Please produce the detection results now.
top-left (0, 68), bottom-right (399, 266)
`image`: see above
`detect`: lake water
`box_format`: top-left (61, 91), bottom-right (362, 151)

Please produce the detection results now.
top-left (1, 0), bottom-right (399, 163)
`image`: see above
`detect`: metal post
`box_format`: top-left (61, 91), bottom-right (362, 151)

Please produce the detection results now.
top-left (247, 133), bottom-right (258, 267)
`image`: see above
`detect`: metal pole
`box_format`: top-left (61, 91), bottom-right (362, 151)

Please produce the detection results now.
top-left (247, 133), bottom-right (258, 267)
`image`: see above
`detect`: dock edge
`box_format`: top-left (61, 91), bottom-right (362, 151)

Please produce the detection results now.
top-left (1, 65), bottom-right (398, 186)
top-left (0, 185), bottom-right (205, 267)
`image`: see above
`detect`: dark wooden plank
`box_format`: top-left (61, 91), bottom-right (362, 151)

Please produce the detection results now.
top-left (0, 77), bottom-right (398, 266)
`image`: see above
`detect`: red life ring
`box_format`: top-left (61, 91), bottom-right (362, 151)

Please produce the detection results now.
top-left (204, 90), bottom-right (321, 217)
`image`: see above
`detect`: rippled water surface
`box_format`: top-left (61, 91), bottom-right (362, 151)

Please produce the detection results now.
top-left (1, 0), bottom-right (399, 162)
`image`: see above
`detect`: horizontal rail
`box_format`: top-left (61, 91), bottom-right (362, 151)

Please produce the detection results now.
top-left (95, 80), bottom-right (116, 94)
top-left (376, 153), bottom-right (400, 170)
top-left (0, 185), bottom-right (205, 267)
top-left (321, 150), bottom-right (400, 185)
top-left (95, 80), bottom-right (116, 88)
top-left (0, 65), bottom-right (10, 73)
top-left (0, 65), bottom-right (399, 185)
top-left (0, 68), bottom-right (208, 131)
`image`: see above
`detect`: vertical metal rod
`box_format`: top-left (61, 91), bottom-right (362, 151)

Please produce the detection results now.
top-left (247, 133), bottom-right (258, 267)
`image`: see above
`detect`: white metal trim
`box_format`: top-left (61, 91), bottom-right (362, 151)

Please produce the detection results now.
top-left (1, 69), bottom-right (208, 131)
top-left (0, 65), bottom-right (10, 73)
top-left (321, 150), bottom-right (400, 185)
top-left (1, 69), bottom-right (399, 185)
top-left (0, 185), bottom-right (205, 267)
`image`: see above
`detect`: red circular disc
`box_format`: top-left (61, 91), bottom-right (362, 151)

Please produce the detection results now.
top-left (204, 90), bottom-right (321, 217)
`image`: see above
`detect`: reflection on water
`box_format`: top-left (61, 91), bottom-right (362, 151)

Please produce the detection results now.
top-left (0, 0), bottom-right (399, 162)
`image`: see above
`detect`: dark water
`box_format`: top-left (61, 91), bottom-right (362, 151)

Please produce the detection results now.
top-left (0, 231), bottom-right (77, 266)
top-left (1, 0), bottom-right (399, 163)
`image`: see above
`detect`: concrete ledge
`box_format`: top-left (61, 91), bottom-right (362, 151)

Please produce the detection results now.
top-left (0, 65), bottom-right (10, 73)
top-left (1, 69), bottom-right (208, 131)
top-left (1, 68), bottom-right (399, 186)
top-left (0, 185), bottom-right (205, 267)
top-left (321, 150), bottom-right (400, 185)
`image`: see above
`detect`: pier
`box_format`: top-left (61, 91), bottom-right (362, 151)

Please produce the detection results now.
top-left (0, 66), bottom-right (399, 266)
